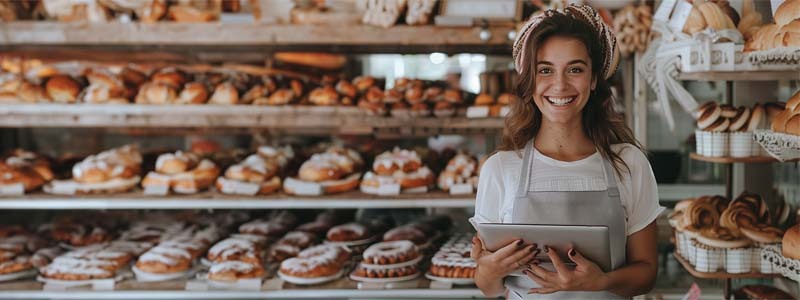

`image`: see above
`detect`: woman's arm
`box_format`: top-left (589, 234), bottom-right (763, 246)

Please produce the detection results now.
top-left (472, 236), bottom-right (538, 297)
top-left (603, 221), bottom-right (659, 297)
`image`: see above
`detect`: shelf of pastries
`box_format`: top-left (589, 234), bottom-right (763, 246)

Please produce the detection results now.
top-left (0, 210), bottom-right (482, 299)
top-left (676, 70), bottom-right (800, 81)
top-left (0, 23), bottom-right (514, 54)
top-left (0, 143), bottom-right (483, 209)
top-left (0, 61), bottom-right (506, 130)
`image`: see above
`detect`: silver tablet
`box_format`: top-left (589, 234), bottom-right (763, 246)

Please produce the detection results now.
top-left (471, 220), bottom-right (612, 272)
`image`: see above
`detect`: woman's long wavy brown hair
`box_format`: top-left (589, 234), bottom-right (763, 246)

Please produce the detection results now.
top-left (499, 12), bottom-right (643, 177)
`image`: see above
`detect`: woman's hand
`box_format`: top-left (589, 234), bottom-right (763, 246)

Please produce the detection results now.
top-left (523, 247), bottom-right (610, 294)
top-left (471, 235), bottom-right (539, 279)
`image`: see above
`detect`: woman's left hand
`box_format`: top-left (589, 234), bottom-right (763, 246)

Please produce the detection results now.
top-left (522, 247), bottom-right (610, 294)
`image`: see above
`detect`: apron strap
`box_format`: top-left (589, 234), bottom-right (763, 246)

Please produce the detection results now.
top-left (515, 139), bottom-right (535, 198)
top-left (600, 158), bottom-right (620, 197)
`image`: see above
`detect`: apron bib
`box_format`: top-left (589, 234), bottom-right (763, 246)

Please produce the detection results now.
top-left (504, 140), bottom-right (627, 299)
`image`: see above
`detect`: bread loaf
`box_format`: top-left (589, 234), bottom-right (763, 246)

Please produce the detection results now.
top-left (782, 224), bottom-right (800, 260)
top-left (774, 0), bottom-right (800, 27)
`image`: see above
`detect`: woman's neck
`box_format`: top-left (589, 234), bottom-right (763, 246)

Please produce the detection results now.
top-left (534, 118), bottom-right (596, 162)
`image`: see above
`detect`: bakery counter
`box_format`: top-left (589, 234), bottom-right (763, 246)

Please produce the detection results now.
top-left (0, 191), bottom-right (475, 209)
top-left (0, 104), bottom-right (505, 131)
top-left (0, 278), bottom-right (484, 299)
top-left (0, 22), bottom-right (514, 55)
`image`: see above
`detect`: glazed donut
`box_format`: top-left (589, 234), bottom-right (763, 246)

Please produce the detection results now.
top-left (430, 251), bottom-right (476, 278)
top-left (156, 151), bottom-right (200, 175)
top-left (207, 238), bottom-right (260, 263)
top-left (267, 243), bottom-right (300, 263)
top-left (239, 219), bottom-right (289, 237)
top-left (279, 256), bottom-right (341, 278)
top-left (383, 226), bottom-right (427, 245)
top-left (40, 257), bottom-right (115, 280)
top-left (208, 261), bottom-right (264, 281)
top-left (326, 223), bottom-right (370, 242)
top-left (72, 145), bottom-right (142, 184)
top-left (395, 166), bottom-right (434, 189)
top-left (353, 265), bottom-right (418, 278)
top-left (277, 231), bottom-right (316, 249)
top-left (298, 152), bottom-right (356, 182)
top-left (135, 243), bottom-right (193, 274)
top-left (697, 103), bottom-right (721, 130)
top-left (298, 244), bottom-right (351, 264)
top-left (373, 148), bottom-right (423, 176)
top-left (362, 240), bottom-right (420, 265)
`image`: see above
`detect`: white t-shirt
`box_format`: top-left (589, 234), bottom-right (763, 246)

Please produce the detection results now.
top-left (473, 143), bottom-right (665, 236)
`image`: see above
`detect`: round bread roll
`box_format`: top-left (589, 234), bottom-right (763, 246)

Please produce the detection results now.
top-left (135, 82), bottom-right (177, 104)
top-left (720, 104), bottom-right (737, 118)
top-left (353, 76), bottom-right (375, 93)
top-left (336, 80), bottom-right (356, 99)
top-left (309, 86), bottom-right (339, 106)
top-left (774, 0), bottom-right (800, 27)
top-left (365, 86), bottom-right (383, 104)
top-left (264, 89), bottom-right (294, 106)
top-left (697, 103), bottom-right (721, 129)
top-left (151, 69), bottom-right (188, 89)
top-left (45, 75), bottom-right (80, 103)
top-left (747, 104), bottom-right (765, 131)
top-left (787, 90), bottom-right (800, 112)
top-left (729, 107), bottom-right (751, 132)
top-left (443, 89), bottom-right (462, 104)
top-left (241, 84), bottom-right (268, 105)
top-left (177, 82), bottom-right (209, 105)
top-left (405, 87), bottom-right (423, 104)
top-left (771, 110), bottom-right (792, 133)
top-left (765, 102), bottom-right (785, 121)
top-left (782, 224), bottom-right (800, 260)
top-left (786, 114), bottom-right (800, 136)
top-left (497, 93), bottom-right (518, 105)
top-left (208, 82), bottom-right (239, 105)
top-left (290, 80), bottom-right (304, 98)
top-left (475, 94), bottom-right (494, 106)
top-left (383, 89), bottom-right (403, 103)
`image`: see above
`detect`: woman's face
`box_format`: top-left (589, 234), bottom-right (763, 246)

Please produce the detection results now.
top-left (532, 35), bottom-right (596, 126)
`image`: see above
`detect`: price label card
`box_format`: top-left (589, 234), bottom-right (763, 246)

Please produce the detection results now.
top-left (466, 106), bottom-right (489, 118)
top-left (449, 183), bottom-right (474, 195)
top-left (667, 0), bottom-right (693, 34)
top-left (429, 280), bottom-right (453, 289)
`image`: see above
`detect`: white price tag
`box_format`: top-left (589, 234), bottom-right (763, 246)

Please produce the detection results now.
top-left (466, 106), bottom-right (490, 118)
top-left (654, 0), bottom-right (678, 22)
top-left (357, 282), bottom-right (386, 290)
top-left (403, 186), bottom-right (428, 194)
top-left (667, 0), bottom-right (693, 34)
top-left (185, 280), bottom-right (209, 291)
top-left (262, 277), bottom-right (284, 290)
top-left (144, 185), bottom-right (169, 195)
top-left (430, 280), bottom-right (453, 289)
top-left (91, 279), bottom-right (115, 291)
top-left (47, 180), bottom-right (77, 195)
top-left (284, 178), bottom-right (322, 196)
top-left (233, 278), bottom-right (262, 290)
top-left (377, 184), bottom-right (401, 196)
top-left (449, 183), bottom-right (474, 195)
top-left (499, 106), bottom-right (511, 117)
top-left (0, 183), bottom-right (24, 195)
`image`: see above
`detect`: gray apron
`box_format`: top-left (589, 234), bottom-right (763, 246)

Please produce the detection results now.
top-left (504, 140), bottom-right (627, 299)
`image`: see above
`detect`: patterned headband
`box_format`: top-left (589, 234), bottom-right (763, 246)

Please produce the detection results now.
top-left (512, 3), bottom-right (619, 80)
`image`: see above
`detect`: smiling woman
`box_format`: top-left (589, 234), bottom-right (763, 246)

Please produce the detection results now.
top-left (471, 4), bottom-right (664, 300)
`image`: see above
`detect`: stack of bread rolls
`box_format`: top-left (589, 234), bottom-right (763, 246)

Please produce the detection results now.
top-left (770, 90), bottom-right (800, 136)
top-left (694, 101), bottom-right (783, 157)
top-left (670, 192), bottom-right (789, 273)
top-left (743, 0), bottom-right (800, 52)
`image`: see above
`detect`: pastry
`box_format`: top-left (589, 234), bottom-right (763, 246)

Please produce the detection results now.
top-left (326, 223), bottom-right (370, 243)
top-left (45, 75), bottom-right (80, 103)
top-left (208, 260), bottom-right (264, 281)
top-left (208, 82), bottom-right (239, 105)
top-left (362, 240), bottom-right (420, 265)
top-left (176, 82), bottom-right (209, 104)
top-left (308, 86), bottom-right (339, 106)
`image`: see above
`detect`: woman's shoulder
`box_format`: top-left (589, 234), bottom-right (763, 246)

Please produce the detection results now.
top-left (485, 150), bottom-right (524, 167)
top-left (610, 143), bottom-right (650, 169)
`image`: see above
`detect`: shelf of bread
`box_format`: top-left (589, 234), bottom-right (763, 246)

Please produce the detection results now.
top-left (0, 103), bottom-right (505, 130)
top-left (0, 288), bottom-right (483, 299)
top-left (676, 70), bottom-right (800, 81)
top-left (669, 193), bottom-right (791, 277)
top-left (688, 153), bottom-right (777, 164)
top-left (0, 192), bottom-right (475, 210)
top-left (0, 22), bottom-right (513, 53)
top-left (0, 209), bottom-right (480, 298)
top-left (753, 90), bottom-right (800, 162)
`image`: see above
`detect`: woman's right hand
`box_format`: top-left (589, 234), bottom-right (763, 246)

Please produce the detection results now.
top-left (471, 235), bottom-right (539, 279)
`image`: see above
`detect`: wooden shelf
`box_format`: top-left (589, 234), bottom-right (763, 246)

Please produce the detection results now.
top-left (0, 104), bottom-right (505, 132)
top-left (0, 22), bottom-right (514, 57)
top-left (673, 253), bottom-right (779, 279)
top-left (689, 153), bottom-right (778, 164)
top-left (677, 70), bottom-right (800, 81)
top-left (0, 190), bottom-right (475, 209)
